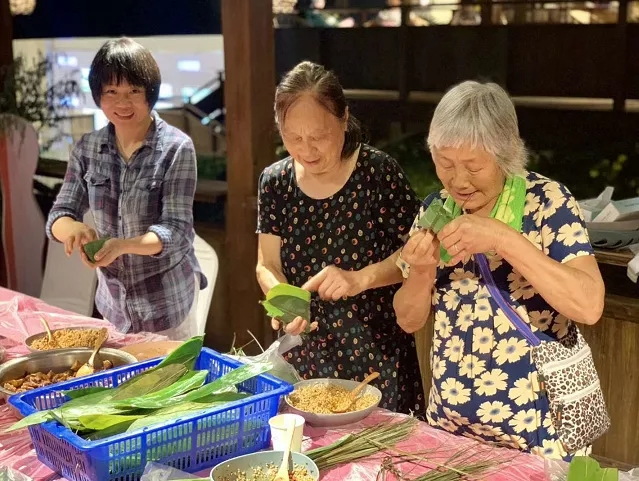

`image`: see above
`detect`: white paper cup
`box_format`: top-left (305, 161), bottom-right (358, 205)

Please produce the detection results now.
top-left (268, 413), bottom-right (305, 452)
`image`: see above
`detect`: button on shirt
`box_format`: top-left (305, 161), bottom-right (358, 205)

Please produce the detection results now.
top-left (46, 112), bottom-right (207, 333)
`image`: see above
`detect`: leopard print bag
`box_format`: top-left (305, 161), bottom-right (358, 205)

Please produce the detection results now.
top-left (476, 254), bottom-right (610, 453)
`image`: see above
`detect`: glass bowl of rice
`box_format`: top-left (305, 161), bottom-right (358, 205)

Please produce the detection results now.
top-left (284, 378), bottom-right (382, 427)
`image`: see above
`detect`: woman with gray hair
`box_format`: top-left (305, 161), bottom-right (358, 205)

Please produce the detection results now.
top-left (393, 81), bottom-right (608, 459)
top-left (256, 61), bottom-right (425, 415)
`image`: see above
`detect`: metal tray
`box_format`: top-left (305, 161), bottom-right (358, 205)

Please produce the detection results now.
top-left (0, 347), bottom-right (137, 403)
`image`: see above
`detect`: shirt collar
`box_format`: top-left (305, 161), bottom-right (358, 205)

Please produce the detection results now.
top-left (99, 110), bottom-right (165, 154)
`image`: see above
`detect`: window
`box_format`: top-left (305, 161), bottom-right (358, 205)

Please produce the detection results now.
top-left (177, 60), bottom-right (201, 72)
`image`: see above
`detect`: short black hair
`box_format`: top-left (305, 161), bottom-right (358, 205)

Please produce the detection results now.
top-left (89, 37), bottom-right (161, 108)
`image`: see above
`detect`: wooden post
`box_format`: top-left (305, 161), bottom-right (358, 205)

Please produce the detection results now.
top-left (221, 0), bottom-right (275, 351)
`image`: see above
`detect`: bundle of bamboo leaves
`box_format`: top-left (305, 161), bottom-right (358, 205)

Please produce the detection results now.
top-left (6, 336), bottom-right (273, 440)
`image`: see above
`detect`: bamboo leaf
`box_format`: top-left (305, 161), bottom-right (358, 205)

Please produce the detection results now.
top-left (109, 364), bottom-right (187, 401)
top-left (567, 456), bottom-right (618, 481)
top-left (62, 386), bottom-right (109, 400)
top-left (4, 410), bottom-right (55, 432)
top-left (78, 413), bottom-right (143, 431)
top-left (113, 370), bottom-right (208, 409)
top-left (175, 361), bottom-right (273, 403)
top-left (84, 420), bottom-right (137, 441)
top-left (260, 284), bottom-right (310, 325)
top-left (156, 335), bottom-right (204, 371)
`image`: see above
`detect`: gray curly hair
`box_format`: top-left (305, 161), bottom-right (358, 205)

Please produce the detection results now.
top-left (427, 81), bottom-right (528, 176)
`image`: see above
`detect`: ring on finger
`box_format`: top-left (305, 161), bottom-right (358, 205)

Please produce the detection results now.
top-left (453, 243), bottom-right (459, 254)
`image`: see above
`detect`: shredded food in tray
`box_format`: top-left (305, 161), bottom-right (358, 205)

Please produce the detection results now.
top-left (29, 328), bottom-right (106, 350)
top-left (2, 359), bottom-right (115, 393)
top-left (287, 383), bottom-right (378, 414)
top-left (222, 464), bottom-right (315, 481)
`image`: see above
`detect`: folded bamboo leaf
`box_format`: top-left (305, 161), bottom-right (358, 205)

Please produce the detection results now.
top-left (83, 238), bottom-right (109, 263)
top-left (175, 361), bottom-right (273, 404)
top-left (260, 284), bottom-right (311, 326)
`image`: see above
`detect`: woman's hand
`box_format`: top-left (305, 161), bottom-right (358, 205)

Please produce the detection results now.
top-left (302, 265), bottom-right (365, 301)
top-left (438, 214), bottom-right (513, 265)
top-left (271, 316), bottom-right (319, 336)
top-left (64, 222), bottom-right (97, 257)
top-left (401, 229), bottom-right (441, 276)
top-left (91, 239), bottom-right (126, 268)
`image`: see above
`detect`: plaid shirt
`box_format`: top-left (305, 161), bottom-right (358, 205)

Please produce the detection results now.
top-left (46, 111), bottom-right (206, 333)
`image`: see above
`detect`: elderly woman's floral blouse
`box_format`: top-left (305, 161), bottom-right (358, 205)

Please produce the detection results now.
top-left (414, 172), bottom-right (594, 460)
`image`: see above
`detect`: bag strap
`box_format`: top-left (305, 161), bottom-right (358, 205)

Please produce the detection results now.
top-left (475, 253), bottom-right (541, 347)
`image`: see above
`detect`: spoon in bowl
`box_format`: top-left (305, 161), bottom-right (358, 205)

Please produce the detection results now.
top-left (272, 416), bottom-right (296, 481)
top-left (39, 316), bottom-right (56, 346)
top-left (330, 372), bottom-right (380, 413)
top-left (76, 329), bottom-right (108, 377)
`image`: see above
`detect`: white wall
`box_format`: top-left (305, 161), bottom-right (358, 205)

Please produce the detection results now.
top-left (13, 35), bottom-right (225, 111)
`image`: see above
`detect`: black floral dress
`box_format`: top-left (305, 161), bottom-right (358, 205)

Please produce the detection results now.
top-left (257, 144), bottom-right (425, 415)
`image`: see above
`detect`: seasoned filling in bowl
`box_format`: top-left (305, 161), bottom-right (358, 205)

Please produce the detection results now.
top-left (3, 359), bottom-right (114, 393)
top-left (287, 383), bottom-right (378, 414)
top-left (221, 464), bottom-right (315, 481)
top-left (29, 328), bottom-right (106, 350)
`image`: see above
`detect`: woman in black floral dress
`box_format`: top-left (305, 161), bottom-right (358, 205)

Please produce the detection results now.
top-left (256, 61), bottom-right (425, 415)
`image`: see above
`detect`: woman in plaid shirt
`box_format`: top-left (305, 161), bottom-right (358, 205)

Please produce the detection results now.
top-left (46, 38), bottom-right (206, 338)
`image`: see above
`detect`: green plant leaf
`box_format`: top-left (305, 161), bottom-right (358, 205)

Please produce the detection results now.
top-left (78, 413), bottom-right (143, 431)
top-left (113, 370), bottom-right (208, 409)
top-left (156, 335), bottom-right (204, 371)
top-left (126, 392), bottom-right (249, 432)
top-left (62, 386), bottom-right (109, 400)
top-left (260, 284), bottom-right (311, 325)
top-left (175, 360), bottom-right (274, 404)
top-left (4, 410), bottom-right (55, 432)
top-left (567, 456), bottom-right (618, 481)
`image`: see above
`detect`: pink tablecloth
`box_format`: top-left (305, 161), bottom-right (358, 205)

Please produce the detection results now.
top-left (0, 287), bottom-right (167, 480)
top-left (0, 287), bottom-right (548, 481)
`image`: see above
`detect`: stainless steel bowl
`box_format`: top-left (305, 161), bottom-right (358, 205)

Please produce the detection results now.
top-left (0, 347), bottom-right (138, 402)
top-left (285, 378), bottom-right (382, 427)
top-left (25, 327), bottom-right (108, 352)
top-left (210, 451), bottom-right (319, 481)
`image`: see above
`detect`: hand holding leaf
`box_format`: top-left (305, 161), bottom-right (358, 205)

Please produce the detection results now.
top-left (260, 284), bottom-right (317, 335)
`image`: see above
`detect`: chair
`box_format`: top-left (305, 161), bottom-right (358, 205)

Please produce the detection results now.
top-left (193, 233), bottom-right (219, 335)
top-left (39, 212), bottom-right (98, 317)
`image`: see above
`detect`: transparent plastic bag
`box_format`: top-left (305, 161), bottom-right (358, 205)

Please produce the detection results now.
top-left (227, 334), bottom-right (302, 385)
top-left (0, 466), bottom-right (34, 481)
top-left (140, 462), bottom-right (207, 481)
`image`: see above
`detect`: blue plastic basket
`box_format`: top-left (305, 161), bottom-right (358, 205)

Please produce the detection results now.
top-left (9, 347), bottom-right (293, 481)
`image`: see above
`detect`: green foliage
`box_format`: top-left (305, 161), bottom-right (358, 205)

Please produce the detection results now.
top-left (0, 54), bottom-right (81, 148)
top-left (378, 133), bottom-right (442, 199)
top-left (527, 142), bottom-right (639, 199)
